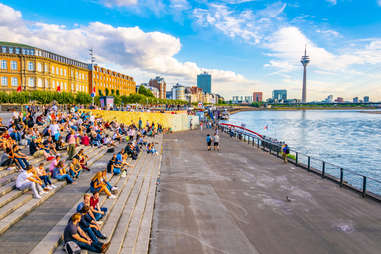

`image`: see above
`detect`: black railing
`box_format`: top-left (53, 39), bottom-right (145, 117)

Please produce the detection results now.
top-left (219, 124), bottom-right (381, 202)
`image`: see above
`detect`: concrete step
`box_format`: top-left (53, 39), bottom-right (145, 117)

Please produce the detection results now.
top-left (0, 146), bottom-right (107, 236)
top-left (29, 154), bottom-right (140, 254)
top-left (106, 157), bottom-right (153, 254)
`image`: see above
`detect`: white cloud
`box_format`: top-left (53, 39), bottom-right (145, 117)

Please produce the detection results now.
top-left (378, 0), bottom-right (381, 7)
top-left (102, 0), bottom-right (138, 7)
top-left (326, 0), bottom-right (337, 5)
top-left (316, 29), bottom-right (341, 38)
top-left (193, 2), bottom-right (286, 45)
top-left (0, 3), bottom-right (258, 98)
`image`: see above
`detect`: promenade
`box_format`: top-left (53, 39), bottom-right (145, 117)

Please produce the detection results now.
top-left (151, 129), bottom-right (381, 254)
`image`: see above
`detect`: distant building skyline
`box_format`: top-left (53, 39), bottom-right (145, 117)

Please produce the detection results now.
top-left (197, 72), bottom-right (211, 94)
top-left (253, 92), bottom-right (263, 102)
top-left (149, 76), bottom-right (166, 99)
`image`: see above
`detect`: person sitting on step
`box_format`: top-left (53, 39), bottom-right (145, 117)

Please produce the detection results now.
top-left (53, 161), bottom-right (75, 184)
top-left (78, 205), bottom-right (107, 244)
top-left (90, 172), bottom-right (116, 199)
top-left (16, 165), bottom-right (46, 199)
top-left (69, 158), bottom-right (82, 179)
top-left (74, 149), bottom-right (90, 171)
top-left (36, 162), bottom-right (56, 190)
top-left (90, 191), bottom-right (108, 221)
top-left (63, 213), bottom-right (110, 253)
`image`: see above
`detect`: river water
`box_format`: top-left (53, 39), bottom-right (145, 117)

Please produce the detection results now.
top-left (228, 110), bottom-right (381, 194)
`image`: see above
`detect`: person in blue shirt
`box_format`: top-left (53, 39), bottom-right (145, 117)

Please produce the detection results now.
top-left (206, 134), bottom-right (212, 151)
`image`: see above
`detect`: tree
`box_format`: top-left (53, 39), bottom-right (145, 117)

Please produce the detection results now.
top-left (111, 89), bottom-right (115, 95)
top-left (116, 90), bottom-right (120, 96)
top-left (138, 86), bottom-right (154, 97)
top-left (98, 89), bottom-right (103, 97)
top-left (105, 88), bottom-right (109, 96)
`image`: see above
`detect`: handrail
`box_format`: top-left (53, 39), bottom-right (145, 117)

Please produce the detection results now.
top-left (218, 123), bottom-right (381, 198)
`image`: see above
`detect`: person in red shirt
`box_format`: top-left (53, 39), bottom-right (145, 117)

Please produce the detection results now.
top-left (90, 191), bottom-right (107, 221)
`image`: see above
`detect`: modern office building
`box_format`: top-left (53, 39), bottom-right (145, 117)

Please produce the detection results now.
top-left (244, 96), bottom-right (253, 104)
top-left (364, 96), bottom-right (370, 103)
top-left (272, 90), bottom-right (287, 102)
top-left (335, 97), bottom-right (344, 103)
top-left (149, 76), bottom-right (166, 99)
top-left (171, 83), bottom-right (185, 101)
top-left (353, 97), bottom-right (359, 103)
top-left (197, 72), bottom-right (212, 93)
top-left (253, 92), bottom-right (263, 102)
top-left (0, 41), bottom-right (136, 95)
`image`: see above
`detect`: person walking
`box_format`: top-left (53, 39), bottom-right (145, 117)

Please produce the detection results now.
top-left (200, 122), bottom-right (203, 132)
top-left (282, 144), bottom-right (289, 163)
top-left (213, 133), bottom-right (220, 152)
top-left (206, 134), bottom-right (212, 151)
top-left (67, 130), bottom-right (77, 160)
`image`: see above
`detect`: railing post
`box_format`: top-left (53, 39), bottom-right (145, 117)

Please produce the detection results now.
top-left (362, 176), bottom-right (367, 198)
top-left (248, 136), bottom-right (250, 144)
top-left (295, 152), bottom-right (298, 166)
top-left (252, 138), bottom-right (254, 146)
top-left (322, 161), bottom-right (325, 178)
top-left (307, 156), bottom-right (311, 171)
top-left (340, 168), bottom-right (344, 187)
top-left (257, 139), bottom-right (260, 148)
top-left (269, 145), bottom-right (272, 155)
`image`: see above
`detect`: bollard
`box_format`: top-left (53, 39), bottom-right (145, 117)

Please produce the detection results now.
top-left (340, 168), bottom-right (344, 187)
top-left (295, 152), bottom-right (298, 166)
top-left (362, 176), bottom-right (367, 198)
top-left (307, 157), bottom-right (311, 171)
top-left (322, 161), bottom-right (326, 178)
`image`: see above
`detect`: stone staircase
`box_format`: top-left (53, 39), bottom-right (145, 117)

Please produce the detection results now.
top-left (0, 144), bottom-right (108, 236)
top-left (28, 135), bottom-right (163, 254)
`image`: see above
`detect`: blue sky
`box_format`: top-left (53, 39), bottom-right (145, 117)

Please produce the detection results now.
top-left (1, 0), bottom-right (381, 101)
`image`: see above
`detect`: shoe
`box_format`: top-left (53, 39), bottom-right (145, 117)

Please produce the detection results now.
top-left (51, 184), bottom-right (57, 189)
top-left (99, 235), bottom-right (107, 240)
top-left (40, 191), bottom-right (47, 195)
top-left (34, 194), bottom-right (41, 199)
top-left (96, 221), bottom-right (104, 225)
top-left (44, 187), bottom-right (50, 191)
top-left (101, 242), bottom-right (111, 253)
top-left (108, 195), bottom-right (116, 199)
top-left (111, 186), bottom-right (118, 191)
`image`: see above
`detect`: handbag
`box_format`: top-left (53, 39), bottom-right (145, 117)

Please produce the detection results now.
top-left (64, 241), bottom-right (81, 254)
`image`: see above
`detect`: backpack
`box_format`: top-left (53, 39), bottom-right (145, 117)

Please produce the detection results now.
top-left (285, 147), bottom-right (290, 154)
top-left (64, 241), bottom-right (81, 254)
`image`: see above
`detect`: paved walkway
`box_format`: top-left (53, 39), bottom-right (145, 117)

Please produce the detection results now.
top-left (151, 129), bottom-right (381, 254)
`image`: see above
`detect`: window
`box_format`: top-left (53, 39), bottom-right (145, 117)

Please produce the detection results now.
top-left (60, 68), bottom-right (63, 76)
top-left (28, 77), bottom-right (35, 87)
top-left (45, 79), bottom-right (48, 88)
top-left (72, 83), bottom-right (75, 91)
top-left (15, 48), bottom-right (20, 54)
top-left (1, 77), bottom-right (7, 86)
top-left (9, 48), bottom-right (13, 54)
top-left (1, 60), bottom-right (7, 69)
top-left (37, 78), bottom-right (43, 87)
top-left (64, 82), bottom-right (67, 90)
top-left (51, 66), bottom-right (54, 74)
top-left (71, 70), bottom-right (74, 77)
top-left (52, 80), bottom-right (55, 89)
top-left (11, 77), bottom-right (18, 87)
top-left (2, 47), bottom-right (6, 53)
top-left (11, 61), bottom-right (17, 70)
top-left (64, 69), bottom-right (67, 76)
top-left (76, 72), bottom-right (78, 79)
top-left (37, 62), bottom-right (42, 72)
top-left (44, 64), bottom-right (48, 73)
top-left (56, 68), bottom-right (59, 75)
top-left (22, 48), bottom-right (26, 55)
top-left (28, 61), bottom-right (34, 71)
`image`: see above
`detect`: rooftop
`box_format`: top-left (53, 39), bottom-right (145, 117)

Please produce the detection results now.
top-left (0, 41), bottom-right (34, 49)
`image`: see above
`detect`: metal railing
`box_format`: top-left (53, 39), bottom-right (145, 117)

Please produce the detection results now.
top-left (219, 124), bottom-right (381, 202)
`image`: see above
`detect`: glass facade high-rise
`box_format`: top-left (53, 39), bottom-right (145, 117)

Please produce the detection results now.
top-left (272, 90), bottom-right (287, 102)
top-left (197, 72), bottom-right (211, 93)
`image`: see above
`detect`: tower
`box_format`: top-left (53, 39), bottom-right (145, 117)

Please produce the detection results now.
top-left (301, 46), bottom-right (310, 103)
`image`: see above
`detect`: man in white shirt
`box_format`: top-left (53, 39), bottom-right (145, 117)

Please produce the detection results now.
top-left (16, 166), bottom-right (45, 199)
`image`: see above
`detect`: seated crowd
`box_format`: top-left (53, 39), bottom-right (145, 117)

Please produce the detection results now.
top-left (0, 104), bottom-right (161, 253)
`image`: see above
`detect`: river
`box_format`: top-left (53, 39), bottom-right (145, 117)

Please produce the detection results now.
top-left (228, 110), bottom-right (381, 195)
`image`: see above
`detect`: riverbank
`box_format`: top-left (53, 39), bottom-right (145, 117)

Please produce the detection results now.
top-left (151, 129), bottom-right (381, 254)
top-left (227, 106), bottom-right (380, 115)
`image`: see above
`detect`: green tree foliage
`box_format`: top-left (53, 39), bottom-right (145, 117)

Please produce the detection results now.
top-left (98, 90), bottom-right (103, 97)
top-left (116, 90), bottom-right (120, 96)
top-left (0, 91), bottom-right (92, 105)
top-left (105, 88), bottom-right (109, 96)
top-left (137, 86), bottom-right (154, 97)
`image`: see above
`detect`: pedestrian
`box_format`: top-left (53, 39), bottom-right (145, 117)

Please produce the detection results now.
top-left (282, 144), bottom-right (289, 163)
top-left (213, 133), bottom-right (220, 151)
top-left (206, 134), bottom-right (212, 151)
top-left (200, 122), bottom-right (203, 132)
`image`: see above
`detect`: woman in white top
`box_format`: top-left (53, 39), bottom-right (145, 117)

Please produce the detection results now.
top-left (16, 165), bottom-right (45, 199)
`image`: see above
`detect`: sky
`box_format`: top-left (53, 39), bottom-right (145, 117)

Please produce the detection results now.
top-left (1, 0), bottom-right (381, 101)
